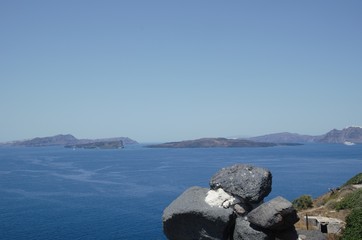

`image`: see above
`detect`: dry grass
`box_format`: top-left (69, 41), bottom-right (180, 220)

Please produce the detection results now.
top-left (296, 186), bottom-right (356, 227)
top-left (294, 186), bottom-right (356, 239)
top-left (326, 233), bottom-right (341, 240)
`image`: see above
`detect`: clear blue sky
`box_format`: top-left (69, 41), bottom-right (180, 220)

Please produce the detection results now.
top-left (1, 1), bottom-right (361, 143)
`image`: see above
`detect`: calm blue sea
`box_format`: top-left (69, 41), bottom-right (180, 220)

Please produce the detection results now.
top-left (0, 144), bottom-right (361, 239)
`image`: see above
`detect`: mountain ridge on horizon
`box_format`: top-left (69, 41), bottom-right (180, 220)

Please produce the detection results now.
top-left (1, 126), bottom-right (362, 147)
top-left (246, 126), bottom-right (362, 144)
top-left (0, 134), bottom-right (138, 147)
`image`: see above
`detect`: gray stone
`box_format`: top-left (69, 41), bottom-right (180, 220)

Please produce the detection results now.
top-left (297, 230), bottom-right (327, 240)
top-left (247, 196), bottom-right (299, 231)
top-left (234, 204), bottom-right (247, 216)
top-left (163, 186), bottom-right (235, 240)
top-left (209, 164), bottom-right (272, 203)
top-left (233, 217), bottom-right (273, 240)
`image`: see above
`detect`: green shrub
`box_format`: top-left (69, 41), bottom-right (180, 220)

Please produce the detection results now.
top-left (292, 195), bottom-right (313, 210)
top-left (341, 208), bottom-right (362, 240)
top-left (336, 189), bottom-right (362, 210)
top-left (343, 173), bottom-right (362, 186)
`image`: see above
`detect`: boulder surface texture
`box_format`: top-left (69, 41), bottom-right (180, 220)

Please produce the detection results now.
top-left (163, 186), bottom-right (234, 240)
top-left (209, 164), bottom-right (272, 203)
top-left (247, 196), bottom-right (300, 231)
top-left (163, 164), bottom-right (300, 240)
top-left (233, 217), bottom-right (273, 240)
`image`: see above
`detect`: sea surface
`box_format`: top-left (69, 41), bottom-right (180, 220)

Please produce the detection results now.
top-left (0, 144), bottom-right (361, 239)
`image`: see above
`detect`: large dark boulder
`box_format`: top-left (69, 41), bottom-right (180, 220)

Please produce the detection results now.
top-left (233, 217), bottom-right (273, 240)
top-left (210, 164), bottom-right (272, 203)
top-left (247, 196), bottom-right (299, 231)
top-left (275, 227), bottom-right (299, 240)
top-left (162, 186), bottom-right (235, 240)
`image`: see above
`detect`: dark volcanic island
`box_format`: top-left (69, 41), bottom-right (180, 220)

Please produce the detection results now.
top-left (148, 138), bottom-right (301, 148)
top-left (1, 134), bottom-right (138, 149)
top-left (64, 140), bottom-right (124, 149)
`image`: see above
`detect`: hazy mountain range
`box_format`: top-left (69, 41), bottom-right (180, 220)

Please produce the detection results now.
top-left (149, 127), bottom-right (362, 148)
top-left (147, 138), bottom-right (301, 148)
top-left (0, 134), bottom-right (138, 147)
top-left (247, 126), bottom-right (362, 144)
top-left (1, 127), bottom-right (361, 148)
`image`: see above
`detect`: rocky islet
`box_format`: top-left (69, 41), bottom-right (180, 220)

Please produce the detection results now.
top-left (162, 164), bottom-right (300, 240)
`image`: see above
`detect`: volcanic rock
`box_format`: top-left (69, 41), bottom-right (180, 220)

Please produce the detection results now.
top-left (162, 186), bottom-right (235, 240)
top-left (275, 227), bottom-right (299, 240)
top-left (233, 217), bottom-right (273, 240)
top-left (209, 164), bottom-right (272, 203)
top-left (247, 196), bottom-right (299, 231)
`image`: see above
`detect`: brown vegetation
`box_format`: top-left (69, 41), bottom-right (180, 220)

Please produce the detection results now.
top-left (294, 183), bottom-right (362, 239)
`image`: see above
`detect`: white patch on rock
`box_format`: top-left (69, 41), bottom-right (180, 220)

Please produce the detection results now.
top-left (205, 188), bottom-right (239, 208)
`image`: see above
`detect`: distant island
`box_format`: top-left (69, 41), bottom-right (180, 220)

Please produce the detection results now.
top-left (65, 140), bottom-right (124, 149)
top-left (0, 134), bottom-right (138, 149)
top-left (147, 138), bottom-right (302, 148)
top-left (148, 126), bottom-right (362, 148)
top-left (1, 126), bottom-right (361, 149)
top-left (247, 126), bottom-right (362, 144)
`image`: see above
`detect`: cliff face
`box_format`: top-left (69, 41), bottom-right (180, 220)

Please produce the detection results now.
top-left (317, 127), bottom-right (362, 143)
top-left (247, 126), bottom-right (362, 144)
